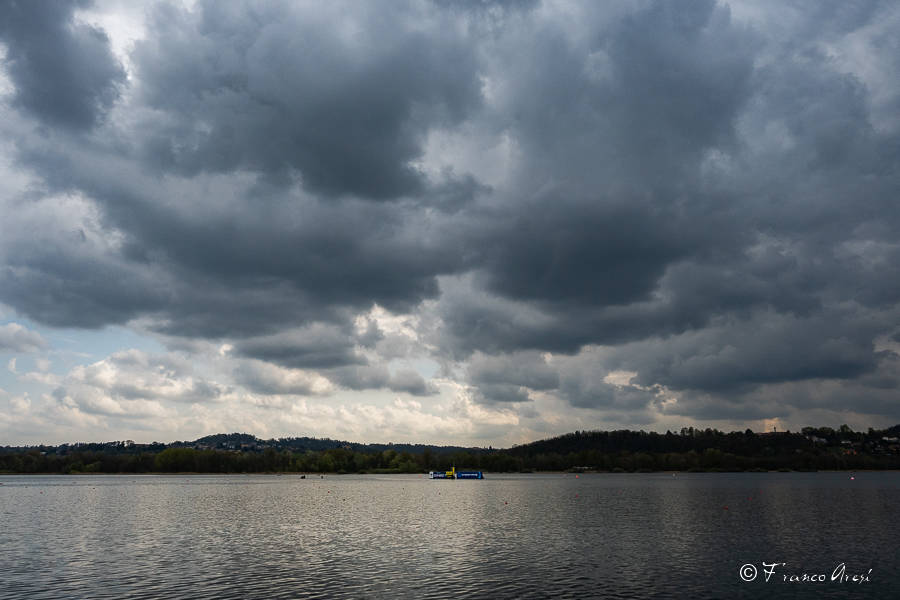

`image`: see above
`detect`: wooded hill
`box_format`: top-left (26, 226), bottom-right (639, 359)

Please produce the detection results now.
top-left (2, 425), bottom-right (899, 474)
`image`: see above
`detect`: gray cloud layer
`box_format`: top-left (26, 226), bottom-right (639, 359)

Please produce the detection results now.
top-left (2, 0), bottom-right (899, 426)
top-left (132, 1), bottom-right (481, 198)
top-left (0, 0), bottom-right (125, 129)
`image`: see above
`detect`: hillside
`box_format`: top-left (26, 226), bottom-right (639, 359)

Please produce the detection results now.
top-left (2, 424), bottom-right (899, 474)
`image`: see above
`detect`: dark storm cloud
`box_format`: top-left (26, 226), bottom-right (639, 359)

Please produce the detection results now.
top-left (0, 233), bottom-right (170, 329)
top-left (426, 173), bottom-right (491, 214)
top-left (325, 364), bottom-right (435, 397)
top-left (465, 0), bottom-right (756, 313)
top-left (659, 360), bottom-right (900, 422)
top-left (431, 0), bottom-right (760, 361)
top-left (473, 383), bottom-right (529, 404)
top-left (0, 0), bottom-right (125, 129)
top-left (560, 377), bottom-right (656, 414)
top-left (489, 0), bottom-right (754, 190)
top-left (476, 196), bottom-right (708, 309)
top-left (2, 0), bottom-right (900, 420)
top-left (617, 309), bottom-right (891, 394)
top-left (131, 0), bottom-right (482, 199)
top-left (0, 142), bottom-right (463, 337)
top-left (233, 360), bottom-right (323, 396)
top-left (658, 390), bottom-right (790, 422)
top-left (466, 351), bottom-right (558, 404)
top-left (468, 352), bottom-right (559, 391)
top-left (0, 3), bottom-right (480, 337)
top-left (233, 325), bottom-right (365, 369)
top-left (428, 0), bottom-right (900, 417)
top-left (385, 368), bottom-right (435, 396)
top-left (436, 0), bottom-right (540, 12)
top-left (122, 196), bottom-right (456, 317)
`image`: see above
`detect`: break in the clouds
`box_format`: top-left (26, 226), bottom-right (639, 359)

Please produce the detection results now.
top-left (1, 0), bottom-right (899, 445)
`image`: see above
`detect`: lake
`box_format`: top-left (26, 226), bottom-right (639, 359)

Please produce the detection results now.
top-left (1, 472), bottom-right (898, 599)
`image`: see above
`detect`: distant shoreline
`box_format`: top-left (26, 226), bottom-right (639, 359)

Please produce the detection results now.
top-left (4, 426), bottom-right (899, 474)
top-left (1, 468), bottom-right (894, 476)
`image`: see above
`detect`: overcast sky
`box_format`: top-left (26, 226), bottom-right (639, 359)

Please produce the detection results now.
top-left (1, 0), bottom-right (899, 446)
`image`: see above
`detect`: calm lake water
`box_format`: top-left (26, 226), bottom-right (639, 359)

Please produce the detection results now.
top-left (1, 472), bottom-right (898, 599)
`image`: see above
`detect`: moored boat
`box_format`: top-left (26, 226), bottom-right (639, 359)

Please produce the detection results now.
top-left (428, 466), bottom-right (484, 479)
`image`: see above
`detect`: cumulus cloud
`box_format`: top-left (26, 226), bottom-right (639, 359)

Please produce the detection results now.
top-left (0, 323), bottom-right (48, 353)
top-left (387, 368), bottom-right (436, 397)
top-left (233, 359), bottom-right (334, 396)
top-left (58, 349), bottom-right (229, 414)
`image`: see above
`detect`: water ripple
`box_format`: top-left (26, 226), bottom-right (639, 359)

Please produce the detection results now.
top-left (1, 473), bottom-right (898, 599)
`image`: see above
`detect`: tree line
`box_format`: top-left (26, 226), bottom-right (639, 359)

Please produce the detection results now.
top-left (2, 424), bottom-right (899, 474)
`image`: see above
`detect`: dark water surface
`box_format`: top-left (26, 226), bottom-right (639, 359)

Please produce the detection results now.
top-left (1, 472), bottom-right (898, 599)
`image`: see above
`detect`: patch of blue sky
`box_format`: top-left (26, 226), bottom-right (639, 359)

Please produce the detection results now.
top-left (0, 316), bottom-right (165, 394)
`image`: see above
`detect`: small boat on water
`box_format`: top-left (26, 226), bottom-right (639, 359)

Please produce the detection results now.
top-left (428, 466), bottom-right (483, 479)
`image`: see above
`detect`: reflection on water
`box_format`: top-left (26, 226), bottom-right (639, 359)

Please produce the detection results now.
top-left (1, 472), bottom-right (898, 599)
